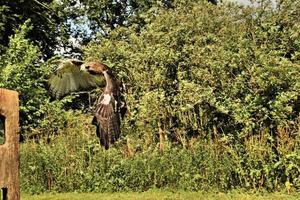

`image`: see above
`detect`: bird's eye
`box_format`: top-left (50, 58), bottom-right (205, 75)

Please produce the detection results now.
top-left (85, 66), bottom-right (90, 70)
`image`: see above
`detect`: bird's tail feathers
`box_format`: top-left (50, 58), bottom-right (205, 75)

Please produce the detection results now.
top-left (96, 124), bottom-right (109, 150)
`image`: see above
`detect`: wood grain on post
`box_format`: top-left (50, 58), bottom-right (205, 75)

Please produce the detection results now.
top-left (0, 88), bottom-right (20, 200)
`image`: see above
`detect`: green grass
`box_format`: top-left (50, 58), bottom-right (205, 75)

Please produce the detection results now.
top-left (21, 191), bottom-right (300, 200)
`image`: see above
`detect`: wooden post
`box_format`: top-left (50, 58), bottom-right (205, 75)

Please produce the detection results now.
top-left (0, 88), bottom-right (20, 200)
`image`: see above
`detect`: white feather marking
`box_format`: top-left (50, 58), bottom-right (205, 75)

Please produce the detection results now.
top-left (103, 70), bottom-right (109, 78)
top-left (101, 94), bottom-right (111, 105)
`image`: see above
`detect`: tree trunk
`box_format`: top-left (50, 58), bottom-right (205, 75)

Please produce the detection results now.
top-left (158, 120), bottom-right (165, 152)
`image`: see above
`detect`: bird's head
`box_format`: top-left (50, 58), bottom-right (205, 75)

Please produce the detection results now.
top-left (81, 61), bottom-right (110, 75)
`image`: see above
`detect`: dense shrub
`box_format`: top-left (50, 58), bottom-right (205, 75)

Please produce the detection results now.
top-left (0, 21), bottom-right (64, 134)
top-left (14, 0), bottom-right (300, 194)
top-left (0, 20), bottom-right (87, 138)
top-left (21, 123), bottom-right (300, 193)
top-left (84, 0), bottom-right (300, 144)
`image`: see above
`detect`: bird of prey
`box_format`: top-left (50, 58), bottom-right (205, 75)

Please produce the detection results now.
top-left (49, 59), bottom-right (127, 149)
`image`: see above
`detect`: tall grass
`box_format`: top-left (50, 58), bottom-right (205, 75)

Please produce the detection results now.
top-left (21, 190), bottom-right (300, 200)
top-left (20, 117), bottom-right (300, 194)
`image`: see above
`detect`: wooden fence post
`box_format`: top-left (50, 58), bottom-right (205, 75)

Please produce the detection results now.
top-left (0, 88), bottom-right (20, 200)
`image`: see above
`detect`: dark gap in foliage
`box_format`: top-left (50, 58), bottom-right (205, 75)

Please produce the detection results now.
top-left (1, 188), bottom-right (7, 200)
top-left (0, 115), bottom-right (5, 145)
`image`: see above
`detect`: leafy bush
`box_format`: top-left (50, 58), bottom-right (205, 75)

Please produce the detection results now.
top-left (21, 123), bottom-right (300, 193)
top-left (13, 0), bottom-right (300, 194)
top-left (84, 0), bottom-right (300, 144)
top-left (0, 20), bottom-right (56, 133)
top-left (0, 20), bottom-right (86, 138)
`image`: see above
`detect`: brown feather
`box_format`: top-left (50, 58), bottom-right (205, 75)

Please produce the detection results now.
top-left (93, 93), bottom-right (122, 149)
top-left (86, 62), bottom-right (126, 150)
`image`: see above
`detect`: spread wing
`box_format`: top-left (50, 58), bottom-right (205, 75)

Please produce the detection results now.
top-left (49, 59), bottom-right (105, 98)
top-left (92, 93), bottom-right (122, 150)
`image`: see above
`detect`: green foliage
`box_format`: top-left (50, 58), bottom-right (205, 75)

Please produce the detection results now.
top-left (61, 0), bottom-right (174, 45)
top-left (21, 191), bottom-right (300, 200)
top-left (0, 20), bottom-right (47, 130)
top-left (2, 0), bottom-right (299, 194)
top-left (0, 21), bottom-right (82, 137)
top-left (84, 0), bottom-right (300, 143)
top-left (0, 0), bottom-right (69, 58)
top-left (20, 126), bottom-right (300, 193)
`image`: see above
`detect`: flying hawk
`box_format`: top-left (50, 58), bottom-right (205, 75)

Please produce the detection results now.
top-left (49, 59), bottom-right (127, 149)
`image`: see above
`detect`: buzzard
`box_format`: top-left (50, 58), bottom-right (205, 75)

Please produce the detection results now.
top-left (49, 59), bottom-right (127, 149)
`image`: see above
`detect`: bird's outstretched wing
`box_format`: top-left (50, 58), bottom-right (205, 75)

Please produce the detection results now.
top-left (49, 59), bottom-right (105, 98)
top-left (92, 93), bottom-right (122, 150)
